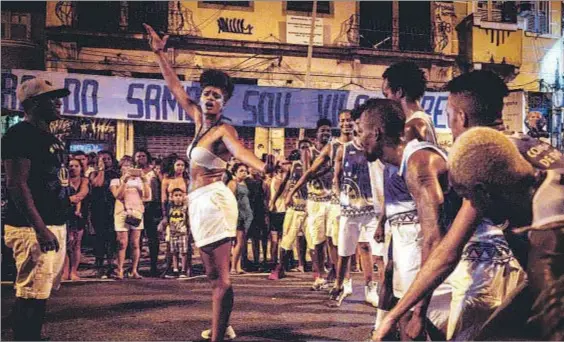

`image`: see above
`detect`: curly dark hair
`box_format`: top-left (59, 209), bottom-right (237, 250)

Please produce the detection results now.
top-left (231, 162), bottom-right (248, 175)
top-left (200, 69), bottom-right (234, 101)
top-left (316, 118), bottom-right (332, 128)
top-left (382, 62), bottom-right (427, 101)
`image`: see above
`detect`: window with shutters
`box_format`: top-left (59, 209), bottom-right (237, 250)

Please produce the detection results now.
top-left (519, 1), bottom-right (551, 35)
top-left (1, 12), bottom-right (31, 41)
top-left (476, 1), bottom-right (518, 23)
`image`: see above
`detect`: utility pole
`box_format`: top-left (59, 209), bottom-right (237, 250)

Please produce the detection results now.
top-left (299, 0), bottom-right (318, 141)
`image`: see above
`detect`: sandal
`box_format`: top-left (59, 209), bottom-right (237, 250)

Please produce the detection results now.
top-left (127, 272), bottom-right (143, 279)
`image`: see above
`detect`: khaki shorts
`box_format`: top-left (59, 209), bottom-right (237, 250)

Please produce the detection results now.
top-left (305, 200), bottom-right (330, 249)
top-left (4, 225), bottom-right (66, 300)
top-left (280, 207), bottom-right (307, 251)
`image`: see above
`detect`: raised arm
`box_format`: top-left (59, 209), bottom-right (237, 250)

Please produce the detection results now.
top-left (285, 144), bottom-right (331, 205)
top-left (89, 158), bottom-right (106, 188)
top-left (144, 23), bottom-right (201, 126)
top-left (372, 198), bottom-right (481, 341)
top-left (110, 174), bottom-right (130, 201)
top-left (332, 146), bottom-right (344, 198)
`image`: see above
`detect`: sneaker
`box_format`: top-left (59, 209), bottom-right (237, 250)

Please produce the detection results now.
top-left (365, 281), bottom-right (380, 308)
top-left (178, 273), bottom-right (188, 279)
top-left (327, 287), bottom-right (346, 307)
top-left (105, 266), bottom-right (117, 279)
top-left (96, 267), bottom-right (107, 279)
top-left (201, 326), bottom-right (236, 340)
top-left (343, 278), bottom-right (353, 296)
top-left (311, 277), bottom-right (329, 291)
top-left (164, 269), bottom-right (176, 279)
top-left (268, 265), bottom-right (285, 280)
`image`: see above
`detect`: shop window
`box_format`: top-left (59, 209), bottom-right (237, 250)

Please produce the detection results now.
top-left (286, 1), bottom-right (332, 15)
top-left (1, 12), bottom-right (31, 41)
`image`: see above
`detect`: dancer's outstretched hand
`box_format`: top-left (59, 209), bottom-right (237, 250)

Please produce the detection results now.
top-left (143, 23), bottom-right (169, 53)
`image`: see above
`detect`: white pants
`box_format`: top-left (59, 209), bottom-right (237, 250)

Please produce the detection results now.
top-left (188, 182), bottom-right (238, 248)
top-left (390, 220), bottom-right (452, 331)
top-left (338, 214), bottom-right (384, 257)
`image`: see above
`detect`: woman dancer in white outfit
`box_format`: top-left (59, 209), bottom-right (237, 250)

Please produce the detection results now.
top-left (145, 24), bottom-right (273, 342)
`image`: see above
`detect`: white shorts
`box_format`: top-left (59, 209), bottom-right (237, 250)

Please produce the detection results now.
top-left (326, 203), bottom-right (341, 245)
top-left (188, 181), bottom-right (238, 248)
top-left (114, 211), bottom-right (144, 232)
top-left (4, 225), bottom-right (66, 300)
top-left (338, 215), bottom-right (384, 257)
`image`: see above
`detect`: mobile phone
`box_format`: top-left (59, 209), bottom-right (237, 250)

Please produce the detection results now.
top-left (128, 168), bottom-right (143, 177)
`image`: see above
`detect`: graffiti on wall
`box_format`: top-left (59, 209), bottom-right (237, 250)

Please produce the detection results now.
top-left (55, 1), bottom-right (75, 27)
top-left (433, 2), bottom-right (456, 52)
top-left (50, 118), bottom-right (116, 142)
top-left (217, 17), bottom-right (253, 35)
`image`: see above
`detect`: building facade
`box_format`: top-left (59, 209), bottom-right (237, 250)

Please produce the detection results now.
top-left (2, 1), bottom-right (563, 158)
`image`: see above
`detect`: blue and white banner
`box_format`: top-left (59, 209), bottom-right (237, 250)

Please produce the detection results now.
top-left (2, 69), bottom-right (450, 130)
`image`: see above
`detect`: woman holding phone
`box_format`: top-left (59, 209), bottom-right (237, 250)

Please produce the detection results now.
top-left (110, 156), bottom-right (150, 279)
top-left (144, 23), bottom-right (273, 342)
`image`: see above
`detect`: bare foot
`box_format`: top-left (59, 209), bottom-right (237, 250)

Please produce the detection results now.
top-left (230, 269), bottom-right (238, 275)
top-left (62, 273), bottom-right (70, 280)
top-left (70, 273), bottom-right (81, 281)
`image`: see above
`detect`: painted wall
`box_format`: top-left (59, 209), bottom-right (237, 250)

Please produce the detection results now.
top-left (178, 1), bottom-right (356, 46)
top-left (471, 26), bottom-right (524, 66)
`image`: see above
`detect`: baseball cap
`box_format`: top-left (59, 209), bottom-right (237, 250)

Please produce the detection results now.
top-left (16, 78), bottom-right (70, 103)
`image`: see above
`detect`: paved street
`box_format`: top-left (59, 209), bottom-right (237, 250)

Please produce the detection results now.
top-left (1, 271), bottom-right (377, 341)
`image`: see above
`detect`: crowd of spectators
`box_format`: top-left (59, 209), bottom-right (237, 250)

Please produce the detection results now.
top-left (24, 148), bottom-right (315, 280)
